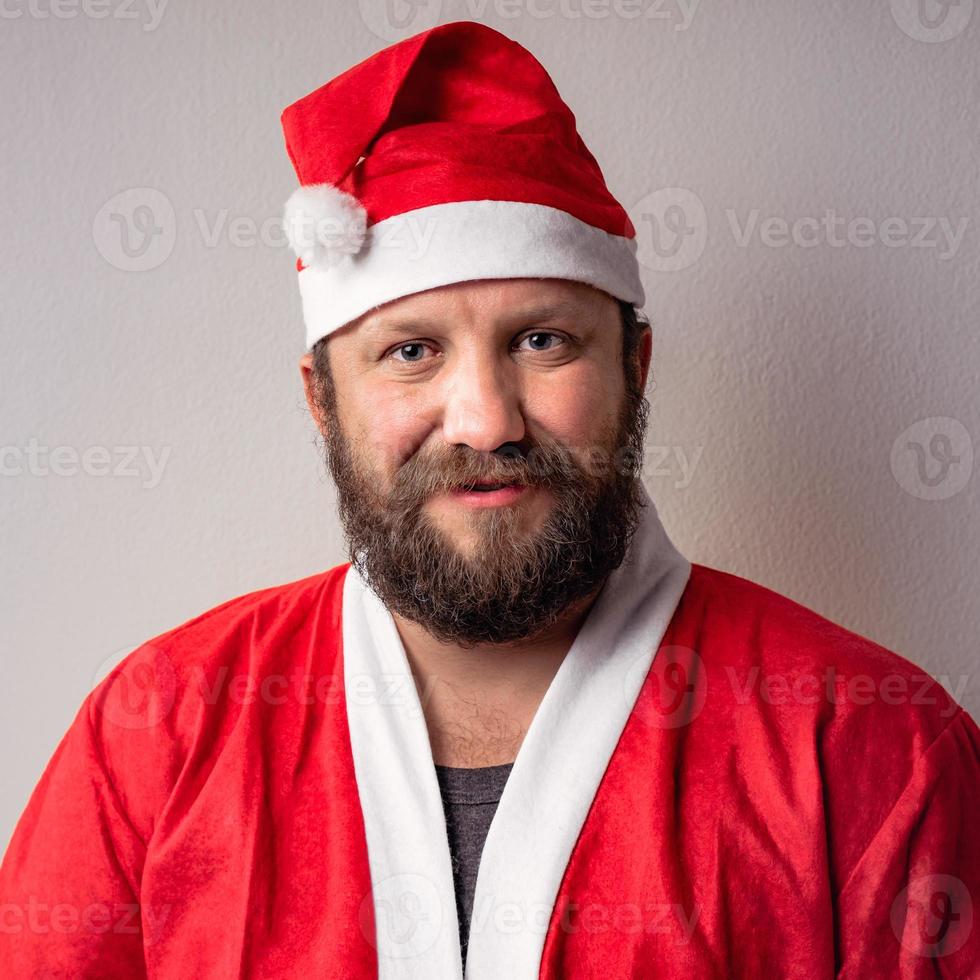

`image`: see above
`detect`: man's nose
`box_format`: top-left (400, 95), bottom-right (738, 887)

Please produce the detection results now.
top-left (440, 356), bottom-right (526, 453)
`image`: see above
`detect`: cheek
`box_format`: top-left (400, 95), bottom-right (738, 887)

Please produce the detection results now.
top-left (353, 388), bottom-right (434, 478)
top-left (527, 366), bottom-right (623, 448)
top-left (347, 361), bottom-right (623, 476)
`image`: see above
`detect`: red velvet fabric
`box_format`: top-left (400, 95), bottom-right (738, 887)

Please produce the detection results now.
top-left (1, 562), bottom-right (977, 977)
top-left (0, 565), bottom-right (377, 978)
top-left (541, 564), bottom-right (980, 977)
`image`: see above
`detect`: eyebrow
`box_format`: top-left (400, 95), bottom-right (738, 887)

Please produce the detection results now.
top-left (365, 300), bottom-right (588, 337)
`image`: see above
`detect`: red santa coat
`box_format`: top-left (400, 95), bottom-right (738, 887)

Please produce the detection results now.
top-left (1, 484), bottom-right (978, 978)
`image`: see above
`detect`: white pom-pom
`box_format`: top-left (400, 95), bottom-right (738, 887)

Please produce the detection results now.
top-left (283, 183), bottom-right (367, 270)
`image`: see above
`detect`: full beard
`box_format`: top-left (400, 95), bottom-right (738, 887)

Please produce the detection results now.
top-left (321, 391), bottom-right (649, 648)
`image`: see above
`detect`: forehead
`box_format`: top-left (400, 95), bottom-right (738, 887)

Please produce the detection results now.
top-left (337, 278), bottom-right (618, 343)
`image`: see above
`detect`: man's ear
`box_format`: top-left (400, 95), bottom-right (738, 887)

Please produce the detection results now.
top-left (299, 352), bottom-right (328, 435)
top-left (636, 325), bottom-right (653, 394)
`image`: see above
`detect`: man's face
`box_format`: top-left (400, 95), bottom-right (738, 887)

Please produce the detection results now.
top-left (299, 278), bottom-right (652, 648)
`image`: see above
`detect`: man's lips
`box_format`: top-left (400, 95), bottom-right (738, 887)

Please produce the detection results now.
top-left (447, 482), bottom-right (529, 506)
top-left (459, 481), bottom-right (522, 492)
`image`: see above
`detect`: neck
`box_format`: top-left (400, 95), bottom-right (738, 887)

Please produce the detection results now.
top-left (391, 582), bottom-right (607, 768)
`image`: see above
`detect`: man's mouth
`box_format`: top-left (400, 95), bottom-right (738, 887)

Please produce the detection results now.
top-left (463, 482), bottom-right (517, 492)
top-left (446, 481), bottom-right (529, 505)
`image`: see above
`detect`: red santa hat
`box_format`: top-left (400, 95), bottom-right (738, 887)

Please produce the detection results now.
top-left (280, 20), bottom-right (644, 351)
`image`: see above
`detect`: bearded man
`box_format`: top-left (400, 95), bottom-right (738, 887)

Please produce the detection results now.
top-left (2, 20), bottom-right (977, 980)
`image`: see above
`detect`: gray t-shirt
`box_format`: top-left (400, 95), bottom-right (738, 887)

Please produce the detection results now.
top-left (434, 761), bottom-right (514, 969)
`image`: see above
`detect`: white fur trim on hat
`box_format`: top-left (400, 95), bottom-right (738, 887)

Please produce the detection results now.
top-left (295, 198), bottom-right (645, 350)
top-left (283, 183), bottom-right (368, 270)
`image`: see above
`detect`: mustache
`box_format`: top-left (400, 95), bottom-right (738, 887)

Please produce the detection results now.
top-left (390, 440), bottom-right (578, 501)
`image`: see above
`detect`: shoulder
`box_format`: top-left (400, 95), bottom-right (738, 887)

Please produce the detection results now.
top-left (670, 562), bottom-right (977, 893)
top-left (78, 562), bottom-right (352, 837)
top-left (677, 561), bottom-right (963, 728)
top-left (104, 561), bottom-right (352, 686)
top-left (150, 561), bottom-right (350, 653)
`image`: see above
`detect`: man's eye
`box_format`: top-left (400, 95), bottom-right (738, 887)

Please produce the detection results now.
top-left (389, 342), bottom-right (433, 363)
top-left (516, 331), bottom-right (566, 352)
top-left (387, 332), bottom-right (566, 363)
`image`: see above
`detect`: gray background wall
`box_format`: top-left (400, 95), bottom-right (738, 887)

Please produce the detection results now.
top-left (2, 0), bottom-right (977, 851)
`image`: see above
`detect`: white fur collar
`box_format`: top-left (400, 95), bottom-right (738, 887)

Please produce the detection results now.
top-left (341, 482), bottom-right (691, 978)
